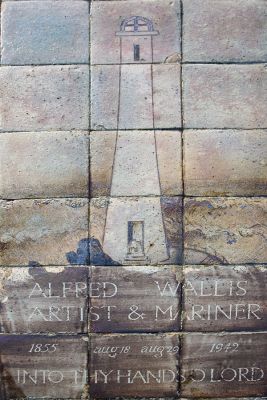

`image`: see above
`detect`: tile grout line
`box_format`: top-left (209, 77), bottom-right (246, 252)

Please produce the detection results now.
top-left (178, 0), bottom-right (184, 397)
top-left (1, 263), bottom-right (267, 268)
top-left (1, 329), bottom-right (267, 336)
top-left (88, 1), bottom-right (91, 397)
top-left (1, 194), bottom-right (267, 201)
top-left (1, 127), bottom-right (267, 134)
top-left (0, 0), bottom-right (2, 65)
top-left (180, 0), bottom-right (185, 265)
top-left (88, 0), bottom-right (91, 268)
top-left (3, 61), bottom-right (267, 67)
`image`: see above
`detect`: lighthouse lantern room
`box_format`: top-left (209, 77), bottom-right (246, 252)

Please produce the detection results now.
top-left (116, 16), bottom-right (159, 63)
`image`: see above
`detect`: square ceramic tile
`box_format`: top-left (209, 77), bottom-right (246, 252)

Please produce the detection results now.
top-left (91, 64), bottom-right (181, 130)
top-left (183, 0), bottom-right (267, 62)
top-left (0, 66), bottom-right (89, 132)
top-left (181, 332), bottom-right (267, 398)
top-left (89, 265), bottom-right (182, 332)
top-left (184, 129), bottom-right (267, 196)
top-left (183, 264), bottom-right (267, 332)
top-left (0, 335), bottom-right (88, 399)
top-left (184, 197), bottom-right (267, 265)
top-left (0, 199), bottom-right (89, 266)
top-left (183, 65), bottom-right (267, 129)
top-left (90, 130), bottom-right (182, 197)
top-left (0, 131), bottom-right (89, 199)
top-left (1, 1), bottom-right (89, 65)
top-left (90, 333), bottom-right (179, 398)
top-left (0, 266), bottom-right (89, 334)
top-left (91, 0), bottom-right (181, 64)
top-left (89, 197), bottom-right (182, 266)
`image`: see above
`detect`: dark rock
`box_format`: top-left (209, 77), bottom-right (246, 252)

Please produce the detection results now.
top-left (66, 238), bottom-right (121, 266)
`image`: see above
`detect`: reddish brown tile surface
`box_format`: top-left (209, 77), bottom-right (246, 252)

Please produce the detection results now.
top-left (181, 332), bottom-right (267, 398)
top-left (90, 333), bottom-right (179, 398)
top-left (0, 267), bottom-right (89, 334)
top-left (0, 0), bottom-right (266, 399)
top-left (89, 266), bottom-right (182, 333)
top-left (183, 265), bottom-right (267, 332)
top-left (0, 335), bottom-right (88, 399)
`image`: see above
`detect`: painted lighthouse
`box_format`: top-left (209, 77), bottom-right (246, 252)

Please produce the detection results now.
top-left (102, 16), bottom-right (170, 265)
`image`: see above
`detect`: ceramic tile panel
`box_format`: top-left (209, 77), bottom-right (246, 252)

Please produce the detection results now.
top-left (91, 64), bottom-right (181, 130)
top-left (183, 265), bottom-right (267, 332)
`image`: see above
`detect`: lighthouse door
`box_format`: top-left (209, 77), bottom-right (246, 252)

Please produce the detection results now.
top-left (134, 44), bottom-right (140, 61)
top-left (121, 36), bottom-right (152, 63)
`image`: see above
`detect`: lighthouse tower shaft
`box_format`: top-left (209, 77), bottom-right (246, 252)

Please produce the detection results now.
top-left (103, 16), bottom-right (169, 265)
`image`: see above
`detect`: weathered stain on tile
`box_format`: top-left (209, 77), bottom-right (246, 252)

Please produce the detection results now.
top-left (90, 130), bottom-right (182, 197)
top-left (156, 131), bottom-right (183, 195)
top-left (90, 333), bottom-right (179, 398)
top-left (0, 335), bottom-right (88, 399)
top-left (91, 64), bottom-right (181, 130)
top-left (110, 130), bottom-right (159, 196)
top-left (91, 64), bottom-right (120, 130)
top-left (184, 129), bottom-right (267, 196)
top-left (119, 64), bottom-right (181, 129)
top-left (153, 64), bottom-right (181, 129)
top-left (0, 131), bottom-right (89, 199)
top-left (184, 197), bottom-right (267, 265)
top-left (183, 65), bottom-right (267, 129)
top-left (0, 266), bottom-right (89, 334)
top-left (89, 265), bottom-right (182, 332)
top-left (0, 65), bottom-right (89, 132)
top-left (91, 0), bottom-right (181, 64)
top-left (181, 332), bottom-right (267, 398)
top-left (1, 1), bottom-right (89, 65)
top-left (0, 199), bottom-right (88, 266)
top-left (119, 64), bottom-right (153, 129)
top-left (183, 0), bottom-right (267, 62)
top-left (90, 131), bottom-right (117, 197)
top-left (90, 197), bottom-right (182, 266)
top-left (183, 265), bottom-right (267, 331)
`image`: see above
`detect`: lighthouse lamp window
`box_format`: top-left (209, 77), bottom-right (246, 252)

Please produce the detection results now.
top-left (121, 16), bottom-right (154, 33)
